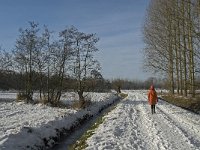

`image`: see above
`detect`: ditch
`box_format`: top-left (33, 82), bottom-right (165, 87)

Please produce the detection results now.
top-left (49, 93), bottom-right (127, 150)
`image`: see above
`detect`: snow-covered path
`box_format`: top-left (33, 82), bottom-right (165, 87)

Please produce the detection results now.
top-left (85, 90), bottom-right (200, 150)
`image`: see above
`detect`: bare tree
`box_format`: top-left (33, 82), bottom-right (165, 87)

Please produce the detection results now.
top-left (14, 21), bottom-right (39, 102)
top-left (61, 26), bottom-right (100, 105)
top-left (35, 26), bottom-right (54, 102)
top-left (112, 79), bottom-right (124, 93)
top-left (0, 47), bottom-right (13, 71)
top-left (143, 0), bottom-right (200, 97)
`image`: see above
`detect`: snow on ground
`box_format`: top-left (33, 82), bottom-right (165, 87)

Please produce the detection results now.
top-left (85, 90), bottom-right (200, 150)
top-left (0, 92), bottom-right (118, 150)
top-left (0, 92), bottom-right (18, 101)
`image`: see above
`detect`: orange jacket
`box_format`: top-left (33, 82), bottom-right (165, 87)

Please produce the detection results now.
top-left (148, 86), bottom-right (158, 105)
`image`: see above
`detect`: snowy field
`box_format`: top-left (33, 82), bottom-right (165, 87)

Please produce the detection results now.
top-left (85, 90), bottom-right (200, 150)
top-left (0, 92), bottom-right (118, 149)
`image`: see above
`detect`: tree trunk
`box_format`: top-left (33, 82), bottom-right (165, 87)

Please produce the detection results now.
top-left (177, 0), bottom-right (183, 95)
top-left (168, 4), bottom-right (174, 94)
top-left (187, 0), bottom-right (195, 97)
top-left (174, 4), bottom-right (180, 94)
top-left (182, 0), bottom-right (188, 97)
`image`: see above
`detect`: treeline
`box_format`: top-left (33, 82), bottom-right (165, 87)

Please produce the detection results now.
top-left (0, 70), bottom-right (111, 92)
top-left (143, 0), bottom-right (200, 97)
top-left (111, 77), bottom-right (165, 93)
top-left (0, 69), bottom-right (164, 93)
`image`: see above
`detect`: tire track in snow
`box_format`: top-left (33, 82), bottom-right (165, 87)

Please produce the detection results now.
top-left (158, 100), bottom-right (200, 131)
top-left (132, 94), bottom-right (169, 150)
top-left (121, 99), bottom-right (147, 150)
top-left (137, 105), bottom-right (172, 150)
top-left (85, 91), bottom-right (200, 150)
top-left (157, 104), bottom-right (200, 148)
top-left (86, 98), bottom-right (147, 150)
top-left (130, 92), bottom-right (196, 150)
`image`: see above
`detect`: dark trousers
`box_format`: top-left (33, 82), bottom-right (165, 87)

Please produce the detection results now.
top-left (151, 105), bottom-right (156, 114)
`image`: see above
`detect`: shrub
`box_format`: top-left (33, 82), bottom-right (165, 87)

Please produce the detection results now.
top-left (119, 93), bottom-right (128, 98)
top-left (71, 94), bottom-right (92, 109)
top-left (16, 92), bottom-right (28, 102)
top-left (39, 95), bottom-right (49, 104)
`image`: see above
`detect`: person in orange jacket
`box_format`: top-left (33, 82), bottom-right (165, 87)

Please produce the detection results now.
top-left (148, 85), bottom-right (158, 114)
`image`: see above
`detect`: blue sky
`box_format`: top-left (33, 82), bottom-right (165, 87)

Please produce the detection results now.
top-left (0, 0), bottom-right (152, 80)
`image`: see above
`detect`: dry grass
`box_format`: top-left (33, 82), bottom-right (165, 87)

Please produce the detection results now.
top-left (71, 96), bottom-right (92, 109)
top-left (71, 100), bottom-right (90, 109)
top-left (69, 117), bottom-right (105, 150)
top-left (16, 92), bottom-right (28, 102)
top-left (161, 94), bottom-right (200, 113)
top-left (38, 96), bottom-right (49, 104)
top-left (119, 93), bottom-right (128, 99)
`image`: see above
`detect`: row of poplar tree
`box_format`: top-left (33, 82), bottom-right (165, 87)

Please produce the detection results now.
top-left (0, 22), bottom-right (102, 105)
top-left (143, 0), bottom-right (200, 97)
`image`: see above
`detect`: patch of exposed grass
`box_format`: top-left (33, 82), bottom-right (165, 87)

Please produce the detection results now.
top-left (16, 92), bottom-right (28, 102)
top-left (69, 98), bottom-right (121, 149)
top-left (119, 93), bottom-right (128, 99)
top-left (68, 116), bottom-right (105, 150)
top-left (71, 100), bottom-right (91, 109)
top-left (161, 94), bottom-right (200, 113)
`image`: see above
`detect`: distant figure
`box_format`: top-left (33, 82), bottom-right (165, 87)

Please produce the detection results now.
top-left (148, 85), bottom-right (158, 114)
